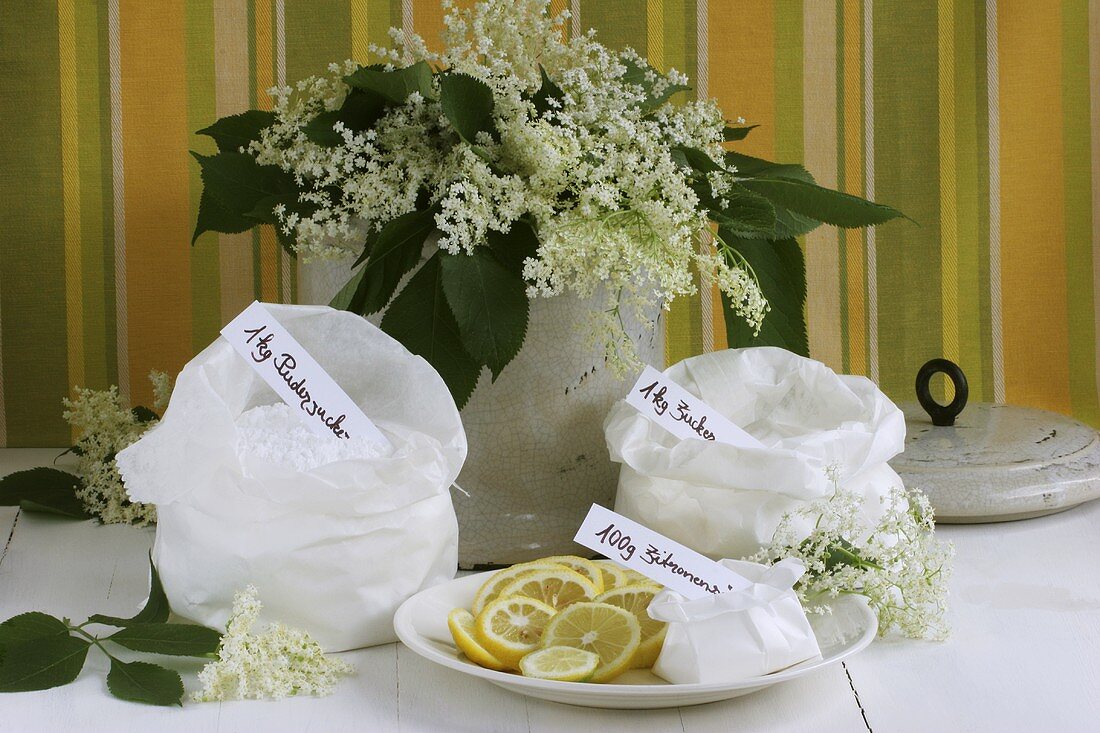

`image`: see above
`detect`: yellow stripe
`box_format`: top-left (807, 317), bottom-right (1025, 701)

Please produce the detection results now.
top-left (999, 1), bottom-right (1070, 412)
top-left (938, 0), bottom-right (959, 365)
top-left (842, 0), bottom-right (865, 375)
top-left (1091, 0), bottom-right (1100, 405)
top-left (803, 0), bottom-right (842, 371)
top-left (646, 0), bottom-right (664, 68)
top-left (59, 0), bottom-right (83, 404)
top-left (351, 0), bottom-right (369, 63)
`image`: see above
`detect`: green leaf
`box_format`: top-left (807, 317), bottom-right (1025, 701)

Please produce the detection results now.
top-left (130, 405), bottom-right (159, 424)
top-left (106, 659), bottom-right (184, 707)
top-left (88, 554), bottom-right (170, 627)
top-left (439, 73), bottom-right (497, 144)
top-left (531, 66), bottom-right (564, 117)
top-left (741, 177), bottom-right (905, 228)
top-left (486, 220), bottom-right (540, 277)
top-left (191, 151), bottom-right (296, 242)
top-left (107, 623), bottom-right (221, 657)
top-left (196, 110), bottom-right (275, 153)
top-left (0, 467), bottom-right (89, 519)
top-left (381, 253), bottom-right (482, 408)
top-left (351, 208), bottom-right (438, 315)
top-left (0, 635), bottom-right (90, 692)
top-left (724, 150), bottom-right (815, 182)
top-left (722, 124), bottom-right (758, 142)
top-left (671, 146), bottom-right (725, 175)
top-left (303, 89), bottom-right (389, 146)
top-left (440, 248), bottom-right (529, 379)
top-left (620, 56), bottom-right (691, 111)
top-left (344, 61), bottom-right (432, 104)
top-left (711, 185), bottom-right (777, 238)
top-left (720, 233), bottom-right (808, 356)
top-left (0, 613), bottom-right (69, 650)
top-left (329, 267), bottom-right (366, 312)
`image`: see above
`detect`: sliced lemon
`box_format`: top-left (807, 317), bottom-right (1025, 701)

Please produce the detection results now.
top-left (475, 596), bottom-right (558, 668)
top-left (519, 646), bottom-right (600, 682)
top-left (595, 583), bottom-right (667, 668)
top-left (447, 608), bottom-right (508, 671)
top-left (540, 601), bottom-right (641, 683)
top-left (498, 567), bottom-right (598, 611)
top-left (540, 555), bottom-right (605, 593)
top-left (471, 561), bottom-right (565, 615)
top-left (593, 560), bottom-right (631, 591)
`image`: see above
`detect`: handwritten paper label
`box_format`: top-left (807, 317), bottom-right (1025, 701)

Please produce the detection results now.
top-left (221, 301), bottom-right (390, 449)
top-left (574, 504), bottom-right (752, 599)
top-left (625, 365), bottom-right (765, 449)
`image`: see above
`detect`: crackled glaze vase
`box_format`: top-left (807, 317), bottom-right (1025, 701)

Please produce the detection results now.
top-left (301, 259), bottom-right (662, 568)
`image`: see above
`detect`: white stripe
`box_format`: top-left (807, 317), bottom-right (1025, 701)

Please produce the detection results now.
top-left (570, 0), bottom-right (581, 39)
top-left (696, 0), bottom-right (714, 353)
top-left (402, 0), bottom-right (413, 37)
top-left (863, 0), bottom-right (878, 383)
top-left (986, 0), bottom-right (1004, 402)
top-left (276, 0), bottom-right (291, 304)
top-left (108, 0), bottom-right (129, 402)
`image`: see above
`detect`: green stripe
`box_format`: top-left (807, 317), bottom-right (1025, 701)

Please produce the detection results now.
top-left (1062, 0), bottom-right (1098, 424)
top-left (836, 0), bottom-right (850, 371)
top-left (952, 0), bottom-right (985, 401)
top-left (0, 2), bottom-right (69, 445)
top-left (774, 0), bottom-right (804, 164)
top-left (584, 0), bottom-right (648, 57)
top-left (370, 0), bottom-right (402, 50)
top-left (186, 0), bottom-right (222, 344)
top-left (285, 0), bottom-right (353, 82)
top-left (77, 0), bottom-right (109, 390)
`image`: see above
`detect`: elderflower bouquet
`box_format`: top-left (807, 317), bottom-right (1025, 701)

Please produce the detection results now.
top-left (192, 0), bottom-right (902, 406)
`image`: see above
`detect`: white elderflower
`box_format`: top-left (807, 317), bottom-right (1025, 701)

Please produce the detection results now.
top-left (194, 586), bottom-right (354, 702)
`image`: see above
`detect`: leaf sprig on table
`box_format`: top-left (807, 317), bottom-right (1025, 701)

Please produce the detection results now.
top-left (0, 555), bottom-right (220, 706)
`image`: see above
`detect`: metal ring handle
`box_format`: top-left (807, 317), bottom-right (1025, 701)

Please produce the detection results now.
top-left (915, 358), bottom-right (969, 426)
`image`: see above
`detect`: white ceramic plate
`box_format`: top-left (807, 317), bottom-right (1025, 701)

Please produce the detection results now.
top-left (394, 572), bottom-right (878, 709)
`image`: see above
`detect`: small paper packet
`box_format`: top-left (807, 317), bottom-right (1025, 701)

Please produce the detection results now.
top-left (648, 558), bottom-right (822, 684)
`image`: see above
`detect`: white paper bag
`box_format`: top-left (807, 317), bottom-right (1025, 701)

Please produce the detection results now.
top-left (649, 558), bottom-right (821, 684)
top-left (606, 347), bottom-right (906, 560)
top-left (116, 304), bottom-right (465, 652)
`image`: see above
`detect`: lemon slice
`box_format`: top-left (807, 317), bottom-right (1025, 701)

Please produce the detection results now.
top-left (519, 646), bottom-right (600, 682)
top-left (593, 560), bottom-right (631, 591)
top-left (540, 602), bottom-right (641, 682)
top-left (447, 608), bottom-right (508, 671)
top-left (595, 583), bottom-right (667, 668)
top-left (475, 596), bottom-right (557, 668)
top-left (498, 567), bottom-right (598, 611)
top-left (471, 561), bottom-right (565, 615)
top-left (540, 555), bottom-right (605, 593)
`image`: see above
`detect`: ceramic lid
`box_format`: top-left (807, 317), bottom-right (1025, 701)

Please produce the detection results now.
top-left (889, 360), bottom-right (1100, 522)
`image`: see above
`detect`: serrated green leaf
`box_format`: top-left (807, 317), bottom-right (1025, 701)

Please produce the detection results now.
top-left (192, 186), bottom-right (254, 245)
top-left (722, 124), bottom-right (758, 142)
top-left (671, 145), bottom-right (725, 174)
top-left (531, 66), bottom-right (564, 117)
top-left (711, 185), bottom-right (777, 238)
top-left (303, 89), bottom-right (389, 146)
top-left (439, 73), bottom-right (497, 144)
top-left (107, 623), bottom-right (221, 657)
top-left (329, 267), bottom-right (366, 312)
top-left (0, 613), bottom-right (69, 649)
top-left (381, 253), bottom-right (482, 408)
top-left (351, 208), bottom-right (438, 315)
top-left (741, 177), bottom-right (905, 228)
top-left (196, 110), bottom-right (275, 153)
top-left (88, 554), bottom-right (170, 627)
top-left (724, 150), bottom-right (815, 182)
top-left (0, 635), bottom-right (90, 692)
top-left (486, 220), bottom-right (540, 277)
top-left (344, 61), bottom-right (432, 104)
top-left (440, 248), bottom-right (529, 379)
top-left (191, 151), bottom-right (296, 243)
top-left (0, 467), bottom-right (89, 519)
top-left (106, 659), bottom-right (184, 707)
top-left (720, 234), bottom-right (808, 356)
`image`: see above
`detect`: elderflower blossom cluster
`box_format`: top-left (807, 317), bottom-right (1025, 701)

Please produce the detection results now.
top-left (249, 0), bottom-right (767, 362)
top-left (60, 371), bottom-right (170, 526)
top-left (194, 585), bottom-right (354, 702)
top-left (748, 484), bottom-right (954, 640)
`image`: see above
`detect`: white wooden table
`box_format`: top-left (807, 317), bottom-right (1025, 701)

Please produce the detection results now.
top-left (1, 448), bottom-right (1098, 732)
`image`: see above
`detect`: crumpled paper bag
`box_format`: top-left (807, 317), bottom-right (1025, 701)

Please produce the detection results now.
top-left (116, 304), bottom-right (465, 651)
top-left (649, 558), bottom-right (821, 684)
top-left (606, 347), bottom-right (906, 560)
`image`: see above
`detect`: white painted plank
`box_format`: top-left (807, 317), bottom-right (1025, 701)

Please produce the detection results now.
top-left (845, 499), bottom-right (1100, 733)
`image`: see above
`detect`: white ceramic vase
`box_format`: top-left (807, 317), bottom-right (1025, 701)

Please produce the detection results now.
top-left (300, 259), bottom-right (663, 568)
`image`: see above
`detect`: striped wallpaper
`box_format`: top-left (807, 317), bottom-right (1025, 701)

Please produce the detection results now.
top-left (0, 0), bottom-right (1097, 446)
